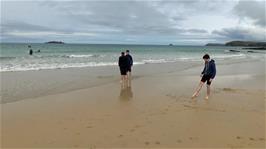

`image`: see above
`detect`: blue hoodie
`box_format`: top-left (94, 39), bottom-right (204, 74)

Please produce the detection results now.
top-left (201, 59), bottom-right (216, 79)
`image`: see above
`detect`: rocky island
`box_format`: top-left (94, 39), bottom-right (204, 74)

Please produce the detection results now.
top-left (45, 41), bottom-right (65, 44)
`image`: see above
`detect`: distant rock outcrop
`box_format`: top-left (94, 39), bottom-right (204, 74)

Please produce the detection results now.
top-left (45, 41), bottom-right (65, 44)
top-left (242, 47), bottom-right (266, 50)
top-left (225, 41), bottom-right (266, 47)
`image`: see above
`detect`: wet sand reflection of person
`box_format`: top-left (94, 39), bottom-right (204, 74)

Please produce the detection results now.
top-left (120, 82), bottom-right (133, 101)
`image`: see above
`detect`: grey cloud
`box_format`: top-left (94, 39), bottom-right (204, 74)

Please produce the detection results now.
top-left (1, 20), bottom-right (74, 34)
top-left (186, 29), bottom-right (208, 33)
top-left (2, 0), bottom-right (257, 44)
top-left (234, 0), bottom-right (266, 27)
top-left (51, 1), bottom-right (208, 36)
top-left (212, 27), bottom-right (266, 41)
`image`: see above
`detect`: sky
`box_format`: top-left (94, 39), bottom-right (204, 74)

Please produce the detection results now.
top-left (1, 0), bottom-right (265, 45)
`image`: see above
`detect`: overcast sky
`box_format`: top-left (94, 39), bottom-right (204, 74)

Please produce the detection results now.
top-left (1, 0), bottom-right (265, 45)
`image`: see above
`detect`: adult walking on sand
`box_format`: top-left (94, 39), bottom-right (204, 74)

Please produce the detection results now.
top-left (125, 50), bottom-right (133, 79)
top-left (118, 52), bottom-right (129, 88)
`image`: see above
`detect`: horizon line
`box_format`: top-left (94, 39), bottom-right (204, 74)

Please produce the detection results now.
top-left (0, 42), bottom-right (209, 46)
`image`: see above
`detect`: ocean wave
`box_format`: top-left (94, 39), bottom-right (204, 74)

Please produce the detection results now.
top-left (0, 56), bottom-right (17, 60)
top-left (66, 54), bottom-right (102, 58)
top-left (0, 61), bottom-right (149, 72)
top-left (143, 59), bottom-right (174, 64)
top-left (212, 53), bottom-right (246, 59)
top-left (0, 62), bottom-right (118, 72)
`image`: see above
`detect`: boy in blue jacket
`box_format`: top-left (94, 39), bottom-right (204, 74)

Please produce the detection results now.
top-left (192, 54), bottom-right (216, 99)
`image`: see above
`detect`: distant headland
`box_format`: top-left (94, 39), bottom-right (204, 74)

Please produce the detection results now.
top-left (206, 41), bottom-right (266, 50)
top-left (45, 41), bottom-right (65, 44)
top-left (225, 41), bottom-right (266, 47)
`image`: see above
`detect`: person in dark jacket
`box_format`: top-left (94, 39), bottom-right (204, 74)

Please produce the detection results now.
top-left (192, 54), bottom-right (216, 99)
top-left (125, 50), bottom-right (133, 82)
top-left (119, 52), bottom-right (129, 87)
top-left (28, 45), bottom-right (33, 55)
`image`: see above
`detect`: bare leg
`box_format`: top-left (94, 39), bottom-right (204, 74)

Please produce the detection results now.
top-left (206, 85), bottom-right (211, 99)
top-left (128, 71), bottom-right (131, 80)
top-left (192, 81), bottom-right (204, 98)
top-left (120, 75), bottom-right (123, 83)
top-left (122, 75), bottom-right (126, 89)
top-left (121, 78), bottom-right (124, 89)
top-left (127, 71), bottom-right (131, 87)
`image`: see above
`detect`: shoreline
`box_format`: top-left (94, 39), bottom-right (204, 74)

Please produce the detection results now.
top-left (1, 59), bottom-right (265, 104)
top-left (1, 61), bottom-right (201, 104)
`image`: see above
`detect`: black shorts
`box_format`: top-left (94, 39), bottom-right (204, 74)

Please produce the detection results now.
top-left (127, 66), bottom-right (131, 72)
top-left (201, 74), bottom-right (212, 85)
top-left (120, 67), bottom-right (127, 75)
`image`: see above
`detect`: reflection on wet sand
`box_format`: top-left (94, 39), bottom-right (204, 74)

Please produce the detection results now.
top-left (120, 81), bottom-right (133, 101)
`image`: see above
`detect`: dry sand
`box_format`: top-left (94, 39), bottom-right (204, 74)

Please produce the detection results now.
top-left (1, 61), bottom-right (265, 148)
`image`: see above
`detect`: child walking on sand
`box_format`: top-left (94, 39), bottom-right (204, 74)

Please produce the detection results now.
top-left (192, 54), bottom-right (216, 99)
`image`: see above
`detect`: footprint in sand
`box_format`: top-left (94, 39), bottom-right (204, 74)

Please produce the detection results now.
top-left (86, 126), bottom-right (93, 128)
top-left (249, 137), bottom-right (255, 141)
top-left (221, 88), bottom-right (240, 93)
top-left (259, 138), bottom-right (265, 141)
top-left (189, 137), bottom-right (198, 141)
top-left (144, 141), bottom-right (150, 145)
top-left (236, 136), bottom-right (242, 139)
top-left (135, 125), bottom-right (142, 128)
top-left (118, 134), bottom-right (124, 138)
top-left (236, 136), bottom-right (265, 142)
top-left (155, 141), bottom-right (160, 145)
top-left (177, 140), bottom-right (182, 143)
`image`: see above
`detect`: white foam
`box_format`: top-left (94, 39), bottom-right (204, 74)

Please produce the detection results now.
top-left (143, 59), bottom-right (173, 64)
top-left (212, 53), bottom-right (246, 59)
top-left (68, 54), bottom-right (95, 58)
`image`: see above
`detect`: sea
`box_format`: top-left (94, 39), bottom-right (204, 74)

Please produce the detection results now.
top-left (0, 43), bottom-right (265, 72)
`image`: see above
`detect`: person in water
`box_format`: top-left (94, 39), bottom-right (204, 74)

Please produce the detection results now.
top-left (28, 45), bottom-right (33, 55)
top-left (125, 50), bottom-right (133, 79)
top-left (119, 52), bottom-right (129, 87)
top-left (192, 54), bottom-right (216, 99)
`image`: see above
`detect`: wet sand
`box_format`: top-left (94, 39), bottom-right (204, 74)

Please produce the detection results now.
top-left (1, 60), bottom-right (265, 148)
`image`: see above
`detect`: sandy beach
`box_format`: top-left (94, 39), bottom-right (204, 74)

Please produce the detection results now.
top-left (1, 59), bottom-right (265, 148)
top-left (1, 0), bottom-right (266, 148)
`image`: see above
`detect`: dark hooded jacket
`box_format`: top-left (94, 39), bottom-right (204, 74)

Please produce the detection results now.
top-left (201, 59), bottom-right (216, 79)
top-left (126, 54), bottom-right (133, 66)
top-left (119, 55), bottom-right (129, 68)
